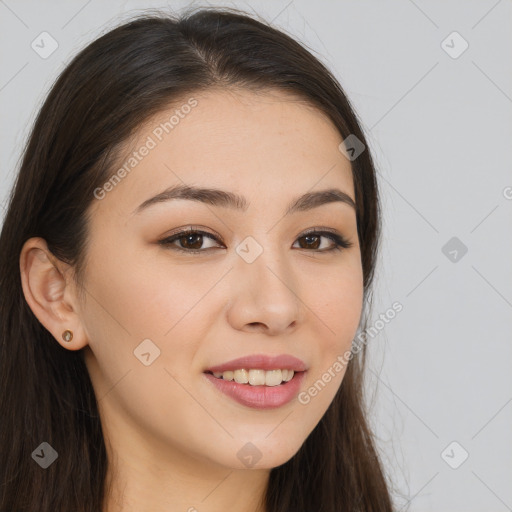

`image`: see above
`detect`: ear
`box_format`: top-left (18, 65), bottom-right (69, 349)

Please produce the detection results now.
top-left (19, 237), bottom-right (88, 351)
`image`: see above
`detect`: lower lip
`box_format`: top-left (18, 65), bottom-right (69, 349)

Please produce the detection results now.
top-left (203, 371), bottom-right (306, 409)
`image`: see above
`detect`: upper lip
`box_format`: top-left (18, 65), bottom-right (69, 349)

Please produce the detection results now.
top-left (205, 354), bottom-right (307, 373)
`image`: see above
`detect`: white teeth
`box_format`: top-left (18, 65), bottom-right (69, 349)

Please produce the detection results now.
top-left (283, 370), bottom-right (294, 382)
top-left (222, 370), bottom-right (234, 381)
top-left (248, 369), bottom-right (266, 386)
top-left (264, 370), bottom-right (283, 387)
top-left (211, 368), bottom-right (296, 386)
top-left (233, 369), bottom-right (249, 384)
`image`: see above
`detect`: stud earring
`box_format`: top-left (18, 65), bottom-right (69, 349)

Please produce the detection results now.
top-left (62, 330), bottom-right (73, 342)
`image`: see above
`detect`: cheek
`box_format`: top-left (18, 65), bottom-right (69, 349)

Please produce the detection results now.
top-left (301, 261), bottom-right (363, 402)
top-left (85, 245), bottom-right (206, 338)
top-left (81, 249), bottom-right (225, 389)
top-left (80, 253), bottom-right (214, 448)
top-left (310, 260), bottom-right (364, 345)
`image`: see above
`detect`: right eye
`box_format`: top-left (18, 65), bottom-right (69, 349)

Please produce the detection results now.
top-left (158, 228), bottom-right (225, 254)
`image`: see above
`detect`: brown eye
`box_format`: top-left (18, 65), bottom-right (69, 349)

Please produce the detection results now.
top-left (293, 231), bottom-right (352, 252)
top-left (177, 233), bottom-right (204, 250)
top-left (298, 234), bottom-right (321, 250)
top-left (159, 229), bottom-right (223, 253)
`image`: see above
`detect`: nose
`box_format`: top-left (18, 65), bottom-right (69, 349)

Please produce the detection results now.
top-left (226, 246), bottom-right (303, 335)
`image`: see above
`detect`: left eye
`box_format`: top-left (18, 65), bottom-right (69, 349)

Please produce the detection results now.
top-left (159, 228), bottom-right (352, 254)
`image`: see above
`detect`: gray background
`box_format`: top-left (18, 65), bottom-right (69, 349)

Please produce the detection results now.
top-left (1, 1), bottom-right (511, 510)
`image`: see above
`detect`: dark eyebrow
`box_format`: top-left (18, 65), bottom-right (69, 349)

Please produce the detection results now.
top-left (131, 184), bottom-right (356, 216)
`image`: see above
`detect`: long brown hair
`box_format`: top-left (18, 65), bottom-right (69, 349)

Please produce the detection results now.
top-left (0, 6), bottom-right (393, 511)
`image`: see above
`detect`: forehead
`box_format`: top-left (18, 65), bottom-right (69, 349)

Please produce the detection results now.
top-left (92, 88), bottom-right (355, 217)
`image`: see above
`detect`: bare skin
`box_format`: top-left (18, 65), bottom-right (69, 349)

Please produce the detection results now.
top-left (20, 88), bottom-right (364, 512)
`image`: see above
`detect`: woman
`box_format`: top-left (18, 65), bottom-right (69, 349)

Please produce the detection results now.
top-left (0, 6), bottom-right (394, 511)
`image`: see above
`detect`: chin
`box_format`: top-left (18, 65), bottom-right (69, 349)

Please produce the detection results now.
top-left (216, 436), bottom-right (304, 471)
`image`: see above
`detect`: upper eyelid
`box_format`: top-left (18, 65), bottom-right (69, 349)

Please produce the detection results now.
top-left (163, 226), bottom-right (343, 240)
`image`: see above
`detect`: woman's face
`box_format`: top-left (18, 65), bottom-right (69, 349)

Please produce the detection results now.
top-left (78, 88), bottom-right (363, 472)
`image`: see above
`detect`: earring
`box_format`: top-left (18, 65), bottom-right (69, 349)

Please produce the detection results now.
top-left (62, 330), bottom-right (73, 342)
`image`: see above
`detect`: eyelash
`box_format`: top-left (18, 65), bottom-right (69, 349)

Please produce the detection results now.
top-left (158, 226), bottom-right (353, 254)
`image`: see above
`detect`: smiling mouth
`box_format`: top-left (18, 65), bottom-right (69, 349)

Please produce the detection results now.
top-left (204, 369), bottom-right (303, 387)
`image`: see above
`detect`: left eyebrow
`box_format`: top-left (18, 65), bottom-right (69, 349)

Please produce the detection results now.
top-left (131, 184), bottom-right (356, 216)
